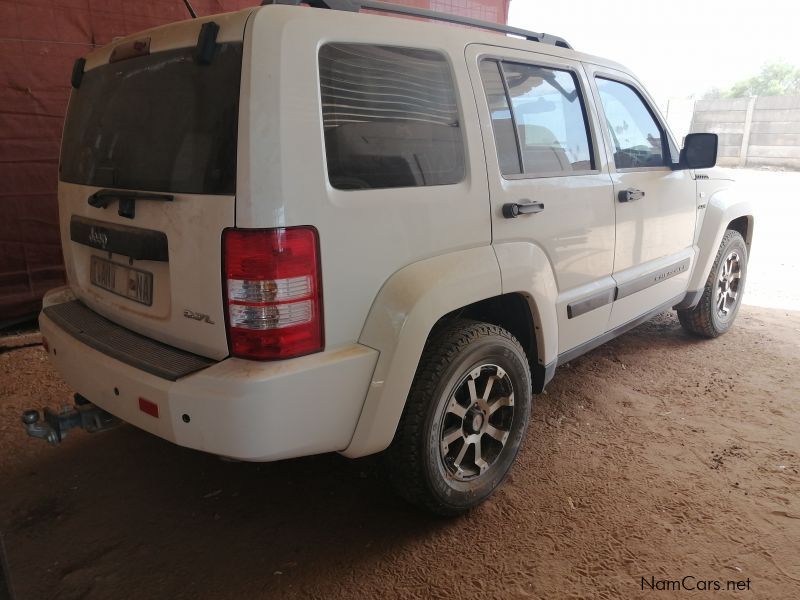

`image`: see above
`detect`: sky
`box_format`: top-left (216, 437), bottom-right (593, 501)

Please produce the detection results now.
top-left (508, 0), bottom-right (800, 105)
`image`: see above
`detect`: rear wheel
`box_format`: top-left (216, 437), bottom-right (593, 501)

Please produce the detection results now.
top-left (678, 229), bottom-right (748, 337)
top-left (385, 319), bottom-right (532, 516)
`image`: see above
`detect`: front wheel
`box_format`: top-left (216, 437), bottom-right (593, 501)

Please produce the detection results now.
top-left (678, 229), bottom-right (748, 338)
top-left (385, 319), bottom-right (532, 516)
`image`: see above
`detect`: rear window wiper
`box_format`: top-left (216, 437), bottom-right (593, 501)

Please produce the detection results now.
top-left (88, 189), bottom-right (173, 219)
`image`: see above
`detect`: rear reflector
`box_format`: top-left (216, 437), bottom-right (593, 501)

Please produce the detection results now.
top-left (223, 227), bottom-right (324, 360)
top-left (138, 397), bottom-right (159, 418)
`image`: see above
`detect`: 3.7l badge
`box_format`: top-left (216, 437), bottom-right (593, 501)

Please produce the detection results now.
top-left (183, 309), bottom-right (215, 325)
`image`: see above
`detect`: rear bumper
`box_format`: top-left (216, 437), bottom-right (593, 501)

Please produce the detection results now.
top-left (39, 293), bottom-right (379, 461)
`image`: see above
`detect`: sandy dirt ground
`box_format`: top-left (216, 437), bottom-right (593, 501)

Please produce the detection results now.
top-left (733, 169), bottom-right (800, 311)
top-left (2, 308), bottom-right (799, 599)
top-left (1, 170), bottom-right (799, 599)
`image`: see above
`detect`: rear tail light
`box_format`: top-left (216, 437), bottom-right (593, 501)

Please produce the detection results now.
top-left (223, 227), bottom-right (324, 360)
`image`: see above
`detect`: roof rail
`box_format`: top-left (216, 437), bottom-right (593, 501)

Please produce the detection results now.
top-left (260, 0), bottom-right (572, 49)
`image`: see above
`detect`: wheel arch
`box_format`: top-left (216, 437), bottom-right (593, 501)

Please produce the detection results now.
top-left (687, 187), bottom-right (755, 294)
top-left (343, 246), bottom-right (554, 458)
top-left (436, 292), bottom-right (548, 392)
top-left (727, 214), bottom-right (754, 252)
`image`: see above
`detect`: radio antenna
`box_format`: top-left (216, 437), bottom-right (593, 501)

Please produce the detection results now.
top-left (182, 0), bottom-right (198, 18)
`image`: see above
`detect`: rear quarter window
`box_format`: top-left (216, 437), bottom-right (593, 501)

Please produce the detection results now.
top-left (319, 43), bottom-right (465, 190)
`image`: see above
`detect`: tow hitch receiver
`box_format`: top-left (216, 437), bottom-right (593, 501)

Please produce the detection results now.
top-left (21, 394), bottom-right (120, 445)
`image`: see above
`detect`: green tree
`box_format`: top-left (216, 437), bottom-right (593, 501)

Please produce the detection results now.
top-left (724, 62), bottom-right (800, 98)
top-left (702, 87), bottom-right (724, 100)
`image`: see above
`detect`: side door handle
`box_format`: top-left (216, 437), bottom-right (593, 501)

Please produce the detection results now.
top-left (618, 188), bottom-right (645, 203)
top-left (502, 200), bottom-right (545, 219)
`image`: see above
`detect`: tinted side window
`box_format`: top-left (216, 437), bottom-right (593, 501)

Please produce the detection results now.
top-left (502, 62), bottom-right (594, 175)
top-left (479, 60), bottom-right (522, 175)
top-left (596, 78), bottom-right (665, 168)
top-left (319, 44), bottom-right (465, 190)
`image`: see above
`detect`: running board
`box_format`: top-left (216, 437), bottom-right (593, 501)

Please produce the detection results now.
top-left (557, 293), bottom-right (686, 366)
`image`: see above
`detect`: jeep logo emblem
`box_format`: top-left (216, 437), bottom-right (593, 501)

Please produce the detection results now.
top-left (88, 227), bottom-right (108, 249)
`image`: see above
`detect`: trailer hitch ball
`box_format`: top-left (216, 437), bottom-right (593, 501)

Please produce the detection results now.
top-left (21, 410), bottom-right (40, 425)
top-left (21, 409), bottom-right (60, 445)
top-left (20, 396), bottom-right (120, 445)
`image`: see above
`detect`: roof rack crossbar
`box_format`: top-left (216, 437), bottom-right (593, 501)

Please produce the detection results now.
top-left (260, 0), bottom-right (572, 49)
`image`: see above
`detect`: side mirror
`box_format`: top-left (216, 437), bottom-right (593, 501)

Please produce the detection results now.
top-left (679, 133), bottom-right (718, 169)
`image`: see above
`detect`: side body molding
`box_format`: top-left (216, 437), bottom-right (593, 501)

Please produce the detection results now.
top-left (685, 185), bottom-right (755, 299)
top-left (342, 246), bottom-right (502, 458)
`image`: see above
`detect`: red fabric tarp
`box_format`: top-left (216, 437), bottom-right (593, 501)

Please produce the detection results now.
top-left (0, 0), bottom-right (508, 325)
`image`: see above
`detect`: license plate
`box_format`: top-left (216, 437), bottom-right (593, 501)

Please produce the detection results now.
top-left (90, 256), bottom-right (153, 306)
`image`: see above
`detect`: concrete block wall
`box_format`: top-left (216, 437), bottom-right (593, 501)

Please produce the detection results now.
top-left (690, 95), bottom-right (800, 169)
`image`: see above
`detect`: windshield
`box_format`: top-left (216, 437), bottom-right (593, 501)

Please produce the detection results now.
top-left (60, 42), bottom-right (242, 195)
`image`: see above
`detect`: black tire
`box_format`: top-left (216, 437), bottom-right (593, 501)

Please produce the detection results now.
top-left (678, 229), bottom-right (748, 338)
top-left (385, 319), bottom-right (532, 516)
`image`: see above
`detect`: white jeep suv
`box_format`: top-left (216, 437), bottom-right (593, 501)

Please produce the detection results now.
top-left (27, 0), bottom-right (753, 515)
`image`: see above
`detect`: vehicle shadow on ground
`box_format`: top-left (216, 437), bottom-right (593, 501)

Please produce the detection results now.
top-left (1, 312), bottom-right (700, 599)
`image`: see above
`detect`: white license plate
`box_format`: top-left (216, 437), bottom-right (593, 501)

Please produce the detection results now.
top-left (90, 256), bottom-right (153, 306)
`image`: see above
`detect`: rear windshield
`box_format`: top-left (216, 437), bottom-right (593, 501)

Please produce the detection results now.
top-left (60, 43), bottom-right (242, 195)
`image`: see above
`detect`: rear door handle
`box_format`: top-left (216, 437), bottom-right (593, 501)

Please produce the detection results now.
top-left (618, 188), bottom-right (645, 203)
top-left (502, 201), bottom-right (545, 218)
